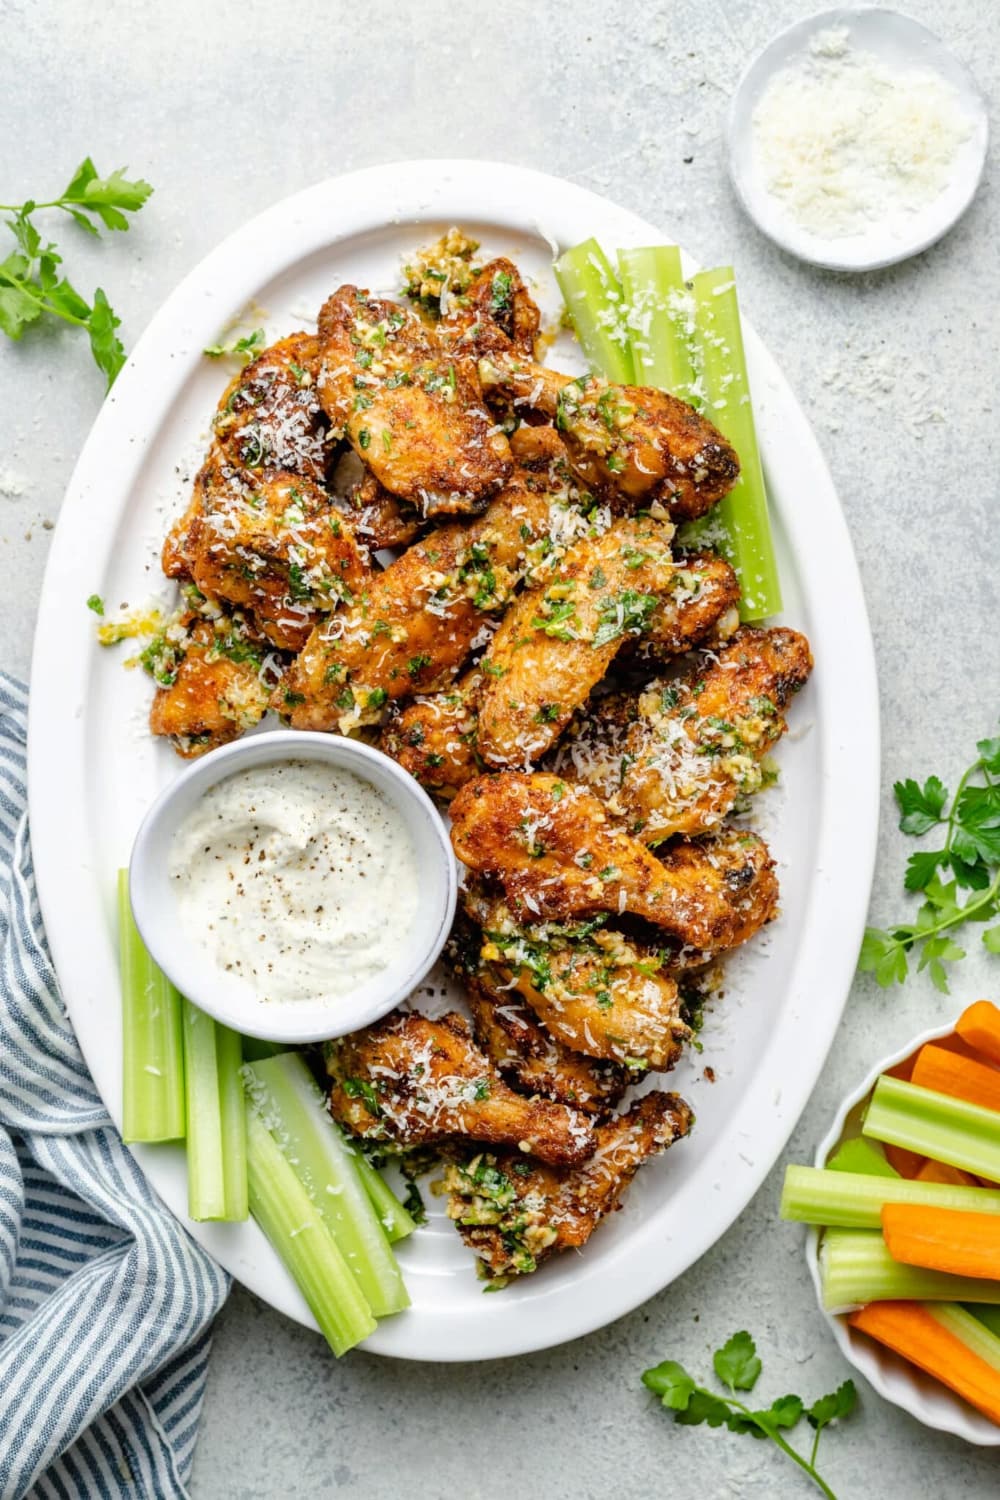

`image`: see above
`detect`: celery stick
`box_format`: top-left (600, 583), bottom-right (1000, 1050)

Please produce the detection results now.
top-left (864, 1075), bottom-right (1000, 1182)
top-left (354, 1152), bottom-right (418, 1244)
top-left (826, 1137), bottom-right (899, 1178)
top-left (618, 246), bottom-right (696, 396)
top-left (240, 1035), bottom-right (288, 1063)
top-left (245, 1106), bottom-right (376, 1356)
top-left (684, 268), bottom-right (783, 621)
top-left (820, 1230), bottom-right (1000, 1312)
top-left (554, 239), bottom-right (634, 385)
top-left (966, 1305), bottom-right (1000, 1341)
top-left (182, 997), bottom-right (247, 1221)
top-left (244, 1054), bottom-right (408, 1317)
top-left (931, 1304), bottom-right (1000, 1372)
top-left (781, 1165), bottom-right (1000, 1229)
top-left (118, 868), bottom-right (185, 1143)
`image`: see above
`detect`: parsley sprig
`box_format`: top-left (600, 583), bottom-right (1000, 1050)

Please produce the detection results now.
top-left (643, 1331), bottom-right (856, 1499)
top-left (0, 157), bottom-right (153, 388)
top-left (860, 732), bottom-right (1000, 991)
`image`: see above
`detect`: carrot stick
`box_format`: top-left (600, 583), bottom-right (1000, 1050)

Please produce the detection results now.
top-left (849, 1301), bottom-right (1000, 1427)
top-left (882, 1203), bottom-right (1000, 1279)
top-left (915, 1158), bottom-right (980, 1188)
top-left (912, 1043), bottom-right (1000, 1114)
top-left (956, 1002), bottom-right (1000, 1068)
top-left (883, 1143), bottom-right (926, 1179)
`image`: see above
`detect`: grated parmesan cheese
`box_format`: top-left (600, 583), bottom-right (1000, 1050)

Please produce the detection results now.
top-left (752, 27), bottom-right (974, 240)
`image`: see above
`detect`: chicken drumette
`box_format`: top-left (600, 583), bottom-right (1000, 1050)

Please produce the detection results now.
top-left (326, 1010), bottom-right (595, 1168)
top-left (554, 625), bottom-right (814, 843)
top-left (478, 356), bottom-right (739, 521)
top-left (442, 1091), bottom-right (693, 1281)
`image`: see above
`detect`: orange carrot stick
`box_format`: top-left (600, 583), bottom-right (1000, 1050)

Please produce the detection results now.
top-left (849, 1301), bottom-right (1000, 1427)
top-left (956, 1002), bottom-right (1000, 1068)
top-left (882, 1204), bottom-right (1000, 1279)
top-left (883, 1143), bottom-right (926, 1179)
top-left (915, 1158), bottom-right (980, 1188)
top-left (911, 1043), bottom-right (1000, 1114)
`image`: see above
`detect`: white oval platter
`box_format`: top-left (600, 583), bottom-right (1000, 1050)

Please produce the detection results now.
top-left (27, 161), bottom-right (879, 1362)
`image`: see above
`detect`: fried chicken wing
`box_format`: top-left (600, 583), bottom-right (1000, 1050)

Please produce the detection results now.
top-left (380, 668), bottom-right (483, 797)
top-left (316, 286), bottom-right (511, 518)
top-left (555, 626), bottom-right (814, 843)
top-left (280, 453), bottom-right (595, 732)
top-left (450, 773), bottom-right (779, 953)
top-left (438, 257), bottom-right (541, 359)
top-left (147, 602), bottom-right (280, 757)
top-left (344, 469), bottom-right (422, 552)
top-left (475, 514), bottom-right (677, 768)
top-left (634, 551), bottom-right (741, 660)
top-left (443, 1091), bottom-right (693, 1281)
top-left (163, 333), bottom-right (333, 579)
top-left (478, 356), bottom-right (739, 520)
top-left (326, 1010), bottom-right (595, 1167)
top-left (180, 457), bottom-right (369, 652)
top-left (462, 886), bottom-right (689, 1070)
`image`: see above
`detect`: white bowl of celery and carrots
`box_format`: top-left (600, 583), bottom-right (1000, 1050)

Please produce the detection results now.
top-left (782, 1001), bottom-right (1000, 1444)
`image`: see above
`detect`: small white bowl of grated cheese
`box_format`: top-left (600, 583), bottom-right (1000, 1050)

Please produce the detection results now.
top-left (727, 8), bottom-right (988, 272)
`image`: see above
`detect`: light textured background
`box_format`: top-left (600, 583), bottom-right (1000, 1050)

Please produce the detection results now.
top-left (3, 0), bottom-right (999, 1494)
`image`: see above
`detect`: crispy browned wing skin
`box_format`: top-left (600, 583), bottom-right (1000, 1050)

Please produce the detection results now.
top-left (346, 469), bottom-right (422, 551)
top-left (181, 459), bottom-right (369, 652)
top-left (635, 551), bottom-right (741, 660)
top-left (475, 515), bottom-right (677, 768)
top-left (148, 607), bottom-right (278, 757)
top-left (462, 885), bottom-right (689, 1071)
top-left (316, 286), bottom-right (511, 518)
top-left (326, 1010), bottom-right (595, 1167)
top-left (381, 668), bottom-right (483, 797)
top-left (438, 257), bottom-right (541, 359)
top-left (479, 357), bottom-right (738, 521)
top-left (450, 772), bottom-right (779, 953)
top-left (556, 626), bottom-right (814, 842)
top-left (443, 1091), bottom-right (693, 1280)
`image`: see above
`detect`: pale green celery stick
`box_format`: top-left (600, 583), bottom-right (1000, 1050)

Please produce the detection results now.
top-left (354, 1152), bottom-right (418, 1244)
top-left (826, 1138), bottom-right (899, 1178)
top-left (683, 267), bottom-right (782, 621)
top-left (864, 1075), bottom-right (1000, 1181)
top-left (617, 246), bottom-right (696, 396)
top-left (244, 1054), bottom-right (408, 1317)
top-left (182, 997), bottom-right (247, 1221)
top-left (554, 239), bottom-right (634, 384)
top-left (966, 1305), bottom-right (1000, 1341)
top-left (118, 868), bottom-right (185, 1143)
top-left (820, 1230), bottom-right (1000, 1312)
top-left (245, 1105), bottom-right (375, 1355)
top-left (781, 1165), bottom-right (1000, 1228)
top-left (240, 1036), bottom-right (288, 1063)
top-left (931, 1304), bottom-right (1000, 1372)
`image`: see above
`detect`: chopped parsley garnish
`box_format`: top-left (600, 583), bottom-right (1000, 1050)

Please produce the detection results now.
top-left (86, 593), bottom-right (104, 615)
top-left (592, 590), bottom-right (659, 648)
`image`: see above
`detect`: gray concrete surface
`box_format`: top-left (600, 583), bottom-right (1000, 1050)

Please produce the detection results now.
top-left (3, 0), bottom-right (999, 1494)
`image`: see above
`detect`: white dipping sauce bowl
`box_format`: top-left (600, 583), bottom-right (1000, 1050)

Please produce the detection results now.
top-left (806, 1016), bottom-right (1000, 1446)
top-left (129, 730), bottom-right (458, 1044)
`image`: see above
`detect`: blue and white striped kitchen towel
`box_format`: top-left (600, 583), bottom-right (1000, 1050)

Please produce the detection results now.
top-left (0, 674), bottom-right (230, 1500)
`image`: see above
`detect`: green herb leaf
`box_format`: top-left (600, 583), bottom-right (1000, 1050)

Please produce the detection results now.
top-left (894, 775), bottom-right (948, 835)
top-left (713, 1331), bottom-right (761, 1392)
top-left (807, 1380), bottom-right (857, 1431)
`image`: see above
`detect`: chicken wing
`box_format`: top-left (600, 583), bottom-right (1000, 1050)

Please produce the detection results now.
top-left (280, 450), bottom-right (598, 733)
top-left (180, 457), bottom-right (369, 652)
top-left (316, 285), bottom-right (511, 518)
top-left (478, 356), bottom-right (739, 521)
top-left (163, 333), bottom-right (333, 579)
top-left (442, 1091), bottom-right (693, 1281)
top-left (462, 886), bottom-right (689, 1071)
top-left (633, 550), bottom-right (741, 660)
top-left (450, 772), bottom-right (779, 953)
top-left (438, 257), bottom-right (541, 359)
top-left (475, 514), bottom-right (678, 768)
top-left (326, 1010), bottom-right (595, 1167)
top-left (380, 668), bottom-right (483, 797)
top-left (555, 626), bottom-right (814, 843)
top-left (147, 600), bottom-right (280, 757)
top-left (344, 468), bottom-right (422, 552)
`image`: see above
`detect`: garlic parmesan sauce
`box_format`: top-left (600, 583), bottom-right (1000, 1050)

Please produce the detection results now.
top-left (169, 759), bottom-right (419, 1003)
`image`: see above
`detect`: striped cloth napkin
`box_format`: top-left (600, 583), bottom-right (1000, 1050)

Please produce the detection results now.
top-left (0, 675), bottom-right (229, 1500)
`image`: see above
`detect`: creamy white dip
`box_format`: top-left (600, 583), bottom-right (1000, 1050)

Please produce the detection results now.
top-left (169, 759), bottom-right (419, 1003)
